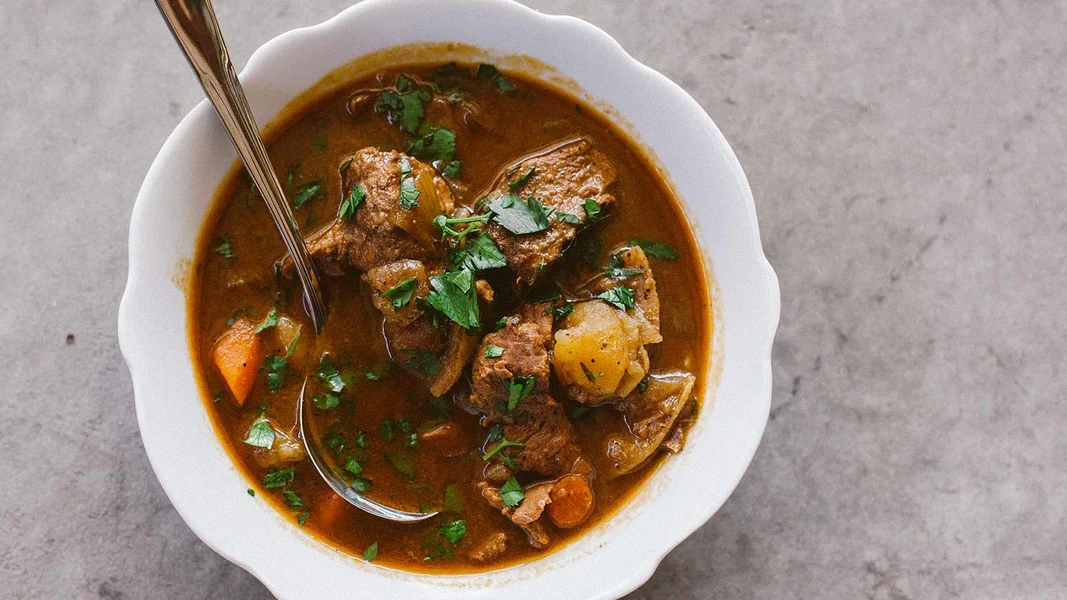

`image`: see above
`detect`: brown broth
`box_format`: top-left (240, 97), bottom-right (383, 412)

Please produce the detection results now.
top-left (189, 62), bottom-right (712, 573)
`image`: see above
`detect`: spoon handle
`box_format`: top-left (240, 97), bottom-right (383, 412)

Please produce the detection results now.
top-left (155, 0), bottom-right (326, 333)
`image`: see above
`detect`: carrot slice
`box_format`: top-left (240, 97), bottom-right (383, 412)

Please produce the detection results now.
top-left (546, 475), bottom-right (595, 529)
top-left (212, 317), bottom-right (262, 405)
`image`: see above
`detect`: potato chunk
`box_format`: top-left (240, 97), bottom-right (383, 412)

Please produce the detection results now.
top-left (553, 301), bottom-right (648, 403)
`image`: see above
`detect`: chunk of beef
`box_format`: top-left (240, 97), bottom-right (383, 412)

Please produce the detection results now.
top-left (483, 138), bottom-right (616, 286)
top-left (300, 148), bottom-right (453, 275)
top-left (503, 399), bottom-right (589, 478)
top-left (470, 318), bottom-right (552, 419)
top-left (479, 482), bottom-right (551, 548)
top-left (468, 531), bottom-right (509, 563)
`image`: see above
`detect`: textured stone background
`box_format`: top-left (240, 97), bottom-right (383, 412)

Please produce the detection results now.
top-left (1, 0), bottom-right (1064, 598)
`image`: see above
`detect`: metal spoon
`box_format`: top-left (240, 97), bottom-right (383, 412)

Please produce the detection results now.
top-left (155, 0), bottom-right (326, 333)
top-left (297, 379), bottom-right (439, 522)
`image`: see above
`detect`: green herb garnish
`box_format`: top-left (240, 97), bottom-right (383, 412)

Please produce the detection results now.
top-left (500, 477), bottom-right (524, 507)
top-left (283, 489), bottom-right (305, 508)
top-left (312, 392), bottom-right (340, 410)
top-left (291, 181), bottom-right (324, 209)
top-left (253, 308), bottom-right (279, 333)
top-left (448, 232), bottom-right (507, 272)
top-left (317, 354), bottom-right (345, 393)
top-left (385, 453), bottom-right (416, 479)
top-left (628, 238), bottom-right (680, 261)
top-left (506, 375), bottom-right (536, 411)
top-left (242, 415), bottom-right (275, 449)
top-left (508, 167), bottom-right (536, 190)
top-left (215, 238), bottom-right (234, 258)
top-left (382, 277), bottom-right (418, 310)
top-left (476, 64), bottom-right (516, 92)
top-left (443, 484), bottom-right (463, 512)
top-left (363, 542), bottom-right (378, 561)
top-left (425, 268), bottom-right (480, 330)
top-left (339, 184), bottom-right (365, 220)
top-left (582, 198), bottom-right (604, 222)
top-left (482, 438), bottom-right (524, 461)
top-left (344, 457), bottom-right (363, 477)
top-left (398, 156), bottom-right (420, 210)
top-left (597, 286), bottom-right (635, 310)
top-left (262, 467), bottom-right (295, 489)
top-left (487, 194), bottom-right (551, 235)
top-left (406, 126), bottom-right (456, 163)
top-left (484, 344), bottom-right (504, 358)
top-left (297, 512), bottom-right (310, 526)
top-left (581, 362), bottom-right (604, 382)
top-left (439, 520), bottom-right (467, 544)
top-left (400, 349), bottom-right (442, 375)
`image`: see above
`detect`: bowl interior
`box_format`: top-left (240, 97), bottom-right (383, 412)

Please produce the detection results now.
top-left (119, 1), bottom-right (779, 598)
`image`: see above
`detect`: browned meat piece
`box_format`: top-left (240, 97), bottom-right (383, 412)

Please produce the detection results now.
top-left (504, 399), bottom-right (588, 478)
top-left (483, 138), bottom-right (616, 286)
top-left (301, 148), bottom-right (454, 275)
top-left (385, 318), bottom-right (478, 397)
top-left (470, 321), bottom-right (552, 419)
top-left (479, 482), bottom-right (551, 548)
top-left (468, 531), bottom-right (509, 563)
top-left (363, 259), bottom-right (432, 326)
top-left (385, 315), bottom-right (446, 359)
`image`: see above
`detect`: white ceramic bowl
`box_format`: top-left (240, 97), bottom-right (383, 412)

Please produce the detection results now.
top-left (119, 0), bottom-right (780, 598)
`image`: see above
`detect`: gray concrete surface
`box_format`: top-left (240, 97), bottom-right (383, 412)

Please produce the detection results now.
top-left (1, 0), bottom-right (1064, 598)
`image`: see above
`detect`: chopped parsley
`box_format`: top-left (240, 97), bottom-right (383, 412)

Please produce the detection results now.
top-left (339, 184), bottom-right (364, 220)
top-left (551, 304), bottom-right (574, 322)
top-left (213, 390), bottom-right (224, 404)
top-left (283, 489), bottom-right (305, 508)
top-left (597, 286), bottom-right (636, 311)
top-left (311, 392), bottom-right (339, 410)
top-left (344, 457), bottom-right (363, 477)
top-left (400, 349), bottom-right (442, 375)
top-left (569, 405), bottom-right (593, 420)
top-left (449, 233), bottom-right (507, 272)
top-left (506, 375), bottom-right (536, 411)
top-left (355, 430), bottom-right (368, 448)
top-left (476, 63), bottom-right (517, 92)
top-left (508, 167), bottom-right (536, 190)
top-left (351, 478), bottom-right (371, 493)
top-left (363, 542), bottom-right (378, 561)
top-left (379, 419), bottom-right (396, 442)
top-left (253, 308), bottom-right (279, 333)
top-left (439, 520), bottom-right (467, 544)
top-left (434, 213), bottom-right (491, 242)
top-left (242, 415), bottom-right (275, 449)
top-left (605, 253), bottom-right (644, 280)
top-left (316, 354), bottom-right (345, 393)
top-left (500, 477), bottom-right (524, 507)
top-left (398, 156), bottom-right (420, 210)
top-left (443, 484), bottom-right (463, 512)
top-left (441, 160), bottom-right (462, 179)
top-left (263, 354), bottom-right (288, 392)
top-left (382, 277), bottom-right (418, 310)
top-left (375, 75), bottom-right (430, 133)
top-left (291, 181), bottom-right (324, 209)
top-left (262, 467), bottom-right (295, 489)
top-left (582, 198), bottom-right (604, 222)
top-left (638, 376), bottom-right (650, 394)
top-left (225, 307), bottom-right (247, 327)
top-left (297, 512), bottom-right (310, 526)
top-left (482, 437), bottom-right (524, 461)
top-left (425, 268), bottom-right (480, 330)
top-left (340, 157), bottom-right (353, 173)
top-left (487, 194), bottom-right (551, 234)
top-left (556, 212), bottom-right (582, 225)
top-left (247, 488), bottom-right (255, 497)
top-left (385, 453), bottom-right (416, 479)
top-left (406, 126), bottom-right (456, 163)
top-left (323, 432), bottom-right (345, 451)
top-left (628, 238), bottom-right (680, 261)
top-left (215, 238), bottom-right (234, 258)
top-left (484, 344), bottom-right (504, 358)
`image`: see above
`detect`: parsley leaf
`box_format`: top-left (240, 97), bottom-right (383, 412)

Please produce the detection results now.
top-left (476, 64), bottom-right (516, 92)
top-left (242, 415), bottom-right (275, 449)
top-left (484, 344), bottom-right (504, 358)
top-left (425, 268), bottom-right (480, 330)
top-left (283, 489), bottom-right (306, 508)
top-left (439, 520), bottom-right (467, 544)
top-left (254, 308), bottom-right (279, 333)
top-left (506, 375), bottom-right (536, 411)
top-left (340, 157), bottom-right (353, 173)
top-left (323, 432), bottom-right (345, 451)
top-left (443, 484), bottom-right (463, 512)
top-left (582, 198), bottom-right (604, 222)
top-left (551, 304), bottom-right (574, 322)
top-left (312, 392), bottom-right (339, 410)
top-left (508, 167), bottom-right (536, 190)
top-left (487, 194), bottom-right (551, 234)
top-left (400, 349), bottom-right (442, 375)
top-left (597, 286), bottom-right (635, 310)
top-left (500, 477), bottom-right (524, 507)
top-left (382, 277), bottom-right (418, 310)
top-left (450, 234), bottom-right (507, 272)
top-left (604, 254), bottom-right (644, 280)
top-left (407, 126), bottom-right (456, 163)
top-left (637, 375), bottom-right (650, 394)
top-left (297, 512), bottom-right (310, 526)
top-left (351, 478), bottom-right (371, 493)
top-left (339, 184), bottom-right (365, 220)
top-left (291, 181), bottom-right (324, 209)
top-left (262, 467), bottom-right (295, 489)
top-left (385, 453), bottom-right (416, 479)
top-left (380, 419), bottom-right (396, 441)
top-left (628, 238), bottom-right (680, 261)
top-left (263, 354), bottom-right (288, 392)
top-left (398, 156), bottom-right (420, 210)
top-left (441, 160), bottom-right (462, 179)
top-left (556, 212), bottom-right (582, 225)
top-left (363, 542), bottom-right (378, 561)
top-left (215, 238), bottom-right (234, 258)
top-left (317, 354), bottom-right (345, 393)
top-left (344, 457), bottom-right (363, 476)
top-left (247, 488), bottom-right (255, 497)
top-left (482, 437), bottom-right (524, 461)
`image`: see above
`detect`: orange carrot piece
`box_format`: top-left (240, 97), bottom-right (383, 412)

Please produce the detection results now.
top-left (212, 317), bottom-right (262, 406)
top-left (546, 475), bottom-right (595, 529)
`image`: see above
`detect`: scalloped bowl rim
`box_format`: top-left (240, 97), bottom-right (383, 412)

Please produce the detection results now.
top-left (119, 1), bottom-right (780, 598)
